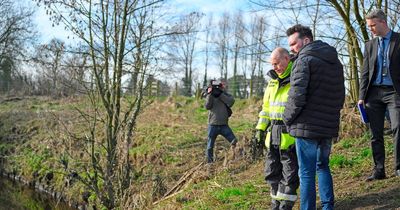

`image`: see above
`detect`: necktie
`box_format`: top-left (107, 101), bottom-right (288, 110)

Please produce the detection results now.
top-left (380, 37), bottom-right (388, 76)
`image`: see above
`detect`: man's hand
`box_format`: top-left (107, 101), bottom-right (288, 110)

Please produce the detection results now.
top-left (211, 88), bottom-right (223, 97)
top-left (251, 129), bottom-right (266, 160)
top-left (255, 130), bottom-right (265, 143)
top-left (207, 87), bottom-right (212, 94)
top-left (358, 100), bottom-right (364, 105)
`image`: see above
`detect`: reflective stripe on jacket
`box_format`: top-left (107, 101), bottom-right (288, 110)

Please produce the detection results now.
top-left (256, 66), bottom-right (295, 150)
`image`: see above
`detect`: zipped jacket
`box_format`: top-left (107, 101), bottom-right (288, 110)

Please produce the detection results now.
top-left (283, 40), bottom-right (345, 139)
top-left (256, 62), bottom-right (295, 149)
top-left (205, 92), bottom-right (235, 125)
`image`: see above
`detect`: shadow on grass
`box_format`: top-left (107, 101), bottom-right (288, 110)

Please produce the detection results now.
top-left (335, 186), bottom-right (400, 210)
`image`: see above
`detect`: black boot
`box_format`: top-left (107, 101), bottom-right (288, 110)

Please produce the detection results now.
top-left (279, 200), bottom-right (295, 210)
top-left (271, 199), bottom-right (280, 210)
top-left (270, 183), bottom-right (280, 210)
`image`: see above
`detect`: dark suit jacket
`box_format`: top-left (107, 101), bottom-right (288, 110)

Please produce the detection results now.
top-left (359, 31), bottom-right (400, 100)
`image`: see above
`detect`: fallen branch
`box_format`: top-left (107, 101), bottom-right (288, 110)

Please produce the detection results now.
top-left (153, 161), bottom-right (204, 205)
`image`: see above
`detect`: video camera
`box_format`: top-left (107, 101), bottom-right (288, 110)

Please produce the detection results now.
top-left (208, 80), bottom-right (224, 97)
top-left (210, 80), bottom-right (222, 89)
top-left (201, 80), bottom-right (224, 98)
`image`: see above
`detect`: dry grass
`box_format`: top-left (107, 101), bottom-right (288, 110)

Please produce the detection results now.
top-left (1, 96), bottom-right (400, 209)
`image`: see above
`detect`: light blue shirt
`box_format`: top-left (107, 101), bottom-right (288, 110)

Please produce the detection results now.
top-left (373, 30), bottom-right (393, 86)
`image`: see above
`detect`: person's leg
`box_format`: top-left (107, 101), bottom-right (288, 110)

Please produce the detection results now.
top-left (317, 138), bottom-right (334, 210)
top-left (385, 89), bottom-right (400, 172)
top-left (384, 108), bottom-right (392, 135)
top-left (220, 125), bottom-right (237, 160)
top-left (295, 137), bottom-right (318, 210)
top-left (220, 125), bottom-right (237, 146)
top-left (271, 199), bottom-right (280, 210)
top-left (265, 145), bottom-right (282, 210)
top-left (365, 87), bottom-right (387, 176)
top-left (206, 125), bottom-right (219, 163)
top-left (278, 144), bottom-right (299, 210)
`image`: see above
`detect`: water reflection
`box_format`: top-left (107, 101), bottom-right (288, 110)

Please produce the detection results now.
top-left (0, 177), bottom-right (76, 210)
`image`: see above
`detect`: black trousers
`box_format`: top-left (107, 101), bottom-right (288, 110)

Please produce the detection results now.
top-left (366, 86), bottom-right (400, 173)
top-left (265, 144), bottom-right (299, 199)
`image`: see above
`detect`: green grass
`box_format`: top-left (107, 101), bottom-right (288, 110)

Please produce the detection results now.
top-left (0, 143), bottom-right (13, 154)
top-left (212, 184), bottom-right (260, 209)
top-left (192, 107), bottom-right (208, 124)
top-left (129, 142), bottom-right (154, 156)
top-left (181, 182), bottom-right (263, 210)
top-left (3, 96), bottom-right (400, 209)
top-left (339, 139), bottom-right (353, 149)
top-left (213, 184), bottom-right (256, 201)
top-left (231, 121), bottom-right (253, 134)
top-left (330, 154), bottom-right (353, 168)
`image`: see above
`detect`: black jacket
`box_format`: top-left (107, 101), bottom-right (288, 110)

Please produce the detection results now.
top-left (359, 32), bottom-right (400, 100)
top-left (283, 40), bottom-right (345, 139)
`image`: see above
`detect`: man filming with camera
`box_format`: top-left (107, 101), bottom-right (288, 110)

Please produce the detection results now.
top-left (204, 80), bottom-right (237, 164)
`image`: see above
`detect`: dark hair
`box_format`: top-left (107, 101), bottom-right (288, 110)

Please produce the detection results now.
top-left (286, 24), bottom-right (313, 41)
top-left (366, 9), bottom-right (387, 22)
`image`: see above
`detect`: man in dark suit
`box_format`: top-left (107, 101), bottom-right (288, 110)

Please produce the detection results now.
top-left (358, 9), bottom-right (400, 181)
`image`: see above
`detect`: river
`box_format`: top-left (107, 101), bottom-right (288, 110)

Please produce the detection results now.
top-left (0, 177), bottom-right (76, 210)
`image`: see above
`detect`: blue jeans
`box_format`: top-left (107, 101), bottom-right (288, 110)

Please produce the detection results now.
top-left (206, 125), bottom-right (237, 163)
top-left (296, 137), bottom-right (334, 210)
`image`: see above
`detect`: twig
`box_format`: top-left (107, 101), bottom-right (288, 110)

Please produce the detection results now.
top-left (152, 161), bottom-right (204, 205)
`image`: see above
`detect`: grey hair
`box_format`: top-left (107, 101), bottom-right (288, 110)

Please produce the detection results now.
top-left (366, 9), bottom-right (387, 22)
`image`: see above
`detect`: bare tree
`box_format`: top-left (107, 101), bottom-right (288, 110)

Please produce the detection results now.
top-left (248, 14), bottom-right (267, 98)
top-left (326, 0), bottom-right (368, 102)
top-left (231, 11), bottom-right (246, 98)
top-left (126, 1), bottom-right (166, 96)
top-left (0, 0), bottom-right (36, 94)
top-left (33, 39), bottom-right (65, 97)
top-left (249, 0), bottom-right (400, 103)
top-left (215, 12), bottom-right (231, 81)
top-left (62, 46), bottom-right (91, 95)
top-left (165, 12), bottom-right (203, 96)
top-left (35, 0), bottom-right (166, 208)
top-left (202, 14), bottom-right (213, 88)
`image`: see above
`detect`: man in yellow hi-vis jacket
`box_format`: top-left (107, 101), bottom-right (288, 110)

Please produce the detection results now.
top-left (255, 47), bottom-right (299, 210)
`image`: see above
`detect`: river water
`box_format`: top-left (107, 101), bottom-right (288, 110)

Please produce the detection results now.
top-left (0, 177), bottom-right (76, 210)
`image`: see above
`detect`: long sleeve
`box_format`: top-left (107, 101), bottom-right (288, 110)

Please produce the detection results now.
top-left (205, 94), bottom-right (213, 110)
top-left (283, 58), bottom-right (310, 126)
top-left (359, 42), bottom-right (371, 100)
top-left (256, 86), bottom-right (270, 131)
top-left (218, 92), bottom-right (235, 107)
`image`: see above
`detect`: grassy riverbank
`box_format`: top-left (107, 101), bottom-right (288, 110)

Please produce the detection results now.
top-left (0, 96), bottom-right (399, 209)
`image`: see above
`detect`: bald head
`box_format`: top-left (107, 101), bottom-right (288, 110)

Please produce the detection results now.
top-left (271, 47), bottom-right (290, 58)
top-left (270, 47), bottom-right (290, 75)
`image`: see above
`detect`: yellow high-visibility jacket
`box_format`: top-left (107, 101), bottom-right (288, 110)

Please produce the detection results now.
top-left (256, 62), bottom-right (295, 150)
